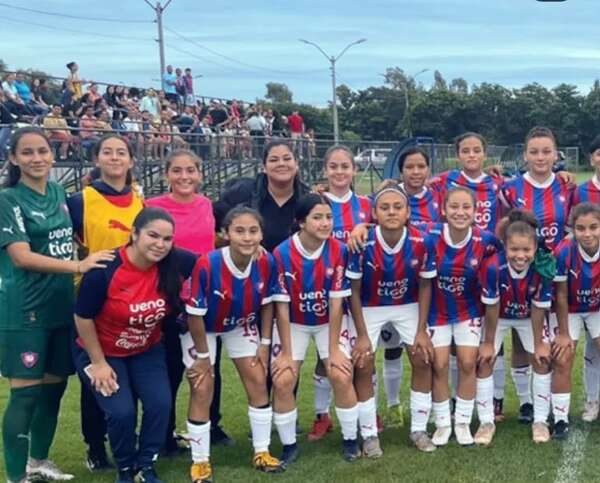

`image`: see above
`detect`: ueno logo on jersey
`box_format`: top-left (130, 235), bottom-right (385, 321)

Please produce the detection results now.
top-left (438, 275), bottom-right (466, 294)
top-left (538, 223), bottom-right (559, 241)
top-left (576, 287), bottom-right (600, 309)
top-left (48, 227), bottom-right (74, 259)
top-left (129, 298), bottom-right (167, 327)
top-left (474, 200), bottom-right (493, 227)
top-left (377, 279), bottom-right (409, 299)
top-left (505, 300), bottom-right (529, 318)
top-left (299, 290), bottom-right (327, 316)
top-left (332, 229), bottom-right (350, 240)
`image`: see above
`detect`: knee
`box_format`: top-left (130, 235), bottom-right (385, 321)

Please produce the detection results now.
top-left (272, 372), bottom-right (296, 397)
top-left (457, 357), bottom-right (476, 376)
top-left (329, 368), bottom-right (353, 390)
top-left (107, 403), bottom-right (136, 426)
top-left (433, 357), bottom-right (449, 376)
top-left (411, 355), bottom-right (431, 376)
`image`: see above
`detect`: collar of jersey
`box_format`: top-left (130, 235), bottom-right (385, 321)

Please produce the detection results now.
top-left (592, 174), bottom-right (600, 191)
top-left (399, 183), bottom-right (428, 200)
top-left (578, 243), bottom-right (600, 263)
top-left (292, 233), bottom-right (325, 260)
top-left (460, 170), bottom-right (487, 184)
top-left (523, 172), bottom-right (555, 189)
top-left (324, 190), bottom-right (353, 203)
top-left (222, 246), bottom-right (253, 279)
top-left (443, 224), bottom-right (472, 249)
top-left (508, 263), bottom-right (531, 280)
top-left (375, 225), bottom-right (407, 254)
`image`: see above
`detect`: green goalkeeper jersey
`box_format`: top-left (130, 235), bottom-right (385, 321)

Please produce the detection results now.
top-left (0, 181), bottom-right (74, 330)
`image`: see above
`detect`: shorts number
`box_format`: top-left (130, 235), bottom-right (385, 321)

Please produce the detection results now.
top-left (241, 322), bottom-right (258, 338)
top-left (469, 318), bottom-right (482, 328)
top-left (340, 329), bottom-right (356, 348)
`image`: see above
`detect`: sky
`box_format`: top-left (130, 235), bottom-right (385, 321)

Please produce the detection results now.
top-left (1, 0), bottom-right (599, 105)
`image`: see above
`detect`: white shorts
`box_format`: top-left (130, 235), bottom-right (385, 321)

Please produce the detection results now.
top-left (378, 322), bottom-right (403, 350)
top-left (547, 312), bottom-right (600, 342)
top-left (363, 304), bottom-right (419, 351)
top-left (272, 323), bottom-right (330, 361)
top-left (180, 323), bottom-right (259, 367)
top-left (493, 318), bottom-right (534, 354)
top-left (429, 318), bottom-right (482, 348)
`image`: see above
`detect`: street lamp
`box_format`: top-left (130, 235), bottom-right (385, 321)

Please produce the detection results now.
top-left (299, 38), bottom-right (367, 143)
top-left (404, 68), bottom-right (429, 138)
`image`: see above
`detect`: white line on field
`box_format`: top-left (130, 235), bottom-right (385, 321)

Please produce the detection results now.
top-left (554, 424), bottom-right (590, 483)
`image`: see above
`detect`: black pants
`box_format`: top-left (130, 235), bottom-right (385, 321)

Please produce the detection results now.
top-left (80, 377), bottom-right (108, 453)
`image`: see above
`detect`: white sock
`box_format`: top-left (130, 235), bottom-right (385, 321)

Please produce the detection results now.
top-left (335, 405), bottom-right (359, 441)
top-left (410, 390), bottom-right (431, 433)
top-left (372, 372), bottom-right (379, 408)
top-left (584, 335), bottom-right (600, 402)
top-left (511, 365), bottom-right (532, 406)
top-left (358, 397), bottom-right (378, 439)
top-left (313, 374), bottom-right (332, 415)
top-left (449, 355), bottom-right (458, 398)
top-left (383, 356), bottom-right (403, 407)
top-left (187, 420), bottom-right (211, 463)
top-left (273, 408), bottom-right (297, 446)
top-left (433, 400), bottom-right (451, 428)
top-left (552, 393), bottom-right (571, 424)
top-left (532, 372), bottom-right (552, 423)
top-left (493, 355), bottom-right (506, 400)
top-left (248, 406), bottom-right (272, 453)
top-left (476, 376), bottom-right (494, 425)
top-left (454, 397), bottom-right (474, 425)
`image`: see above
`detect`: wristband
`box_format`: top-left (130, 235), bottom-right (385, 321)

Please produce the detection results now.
top-left (195, 351), bottom-right (210, 360)
top-left (260, 337), bottom-right (272, 346)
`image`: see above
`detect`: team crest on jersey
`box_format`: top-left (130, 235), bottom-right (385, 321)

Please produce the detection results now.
top-left (410, 258), bottom-right (419, 267)
top-left (529, 285), bottom-right (537, 294)
top-left (470, 258), bottom-right (479, 267)
top-left (559, 195), bottom-right (566, 203)
top-left (326, 267), bottom-right (334, 277)
top-left (359, 212), bottom-right (367, 220)
top-left (21, 352), bottom-right (38, 368)
top-left (256, 282), bottom-right (265, 291)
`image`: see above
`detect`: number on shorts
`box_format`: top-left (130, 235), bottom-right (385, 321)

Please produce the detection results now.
top-left (340, 329), bottom-right (357, 348)
top-left (241, 321), bottom-right (258, 337)
top-left (469, 318), bottom-right (482, 328)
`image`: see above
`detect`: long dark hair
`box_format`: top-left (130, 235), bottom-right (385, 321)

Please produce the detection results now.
top-left (5, 127), bottom-right (52, 188)
top-left (93, 134), bottom-right (135, 185)
top-left (129, 208), bottom-right (183, 312)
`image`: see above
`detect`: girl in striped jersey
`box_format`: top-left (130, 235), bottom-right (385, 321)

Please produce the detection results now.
top-left (307, 145), bottom-right (371, 442)
top-left (477, 210), bottom-right (553, 445)
top-left (543, 203), bottom-right (600, 440)
top-left (573, 137), bottom-right (600, 423)
top-left (270, 194), bottom-right (364, 463)
top-left (423, 187), bottom-right (500, 447)
top-left (183, 207), bottom-right (285, 481)
top-left (347, 186), bottom-right (436, 452)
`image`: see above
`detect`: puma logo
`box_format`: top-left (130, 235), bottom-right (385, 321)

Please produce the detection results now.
top-left (108, 219), bottom-right (130, 232)
top-left (213, 290), bottom-right (226, 300)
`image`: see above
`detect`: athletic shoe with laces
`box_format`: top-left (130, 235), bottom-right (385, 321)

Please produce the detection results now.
top-left (518, 403), bottom-right (534, 424)
top-left (26, 458), bottom-right (74, 481)
top-left (280, 443), bottom-right (299, 468)
top-left (86, 448), bottom-right (115, 471)
top-left (410, 431), bottom-right (436, 452)
top-left (384, 403), bottom-right (405, 428)
top-left (493, 398), bottom-right (505, 423)
top-left (307, 413), bottom-right (333, 442)
top-left (114, 468), bottom-right (135, 483)
top-left (582, 400), bottom-right (600, 422)
top-left (342, 439), bottom-right (361, 462)
top-left (552, 420), bottom-right (570, 440)
top-left (362, 436), bottom-right (383, 458)
top-left (252, 451), bottom-right (284, 473)
top-left (190, 462), bottom-right (213, 483)
top-left (454, 423), bottom-right (474, 446)
top-left (532, 422), bottom-right (551, 444)
top-left (137, 467), bottom-right (164, 483)
top-left (474, 422), bottom-right (496, 446)
top-left (431, 426), bottom-right (452, 446)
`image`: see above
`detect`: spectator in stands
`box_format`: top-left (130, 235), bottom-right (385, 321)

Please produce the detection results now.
top-left (230, 99), bottom-right (241, 119)
top-left (246, 110), bottom-right (267, 158)
top-left (163, 65), bottom-right (178, 104)
top-left (175, 68), bottom-right (185, 106)
top-left (31, 78), bottom-right (50, 110)
top-left (96, 111), bottom-right (113, 133)
top-left (0, 90), bottom-right (17, 161)
top-left (114, 86), bottom-right (130, 121)
top-left (79, 105), bottom-right (102, 143)
top-left (87, 83), bottom-right (102, 104)
top-left (271, 110), bottom-right (285, 137)
top-left (1, 73), bottom-right (30, 117)
top-left (209, 101), bottom-right (229, 129)
top-left (103, 85), bottom-right (116, 107)
top-left (43, 104), bottom-right (73, 159)
top-left (66, 61), bottom-right (86, 101)
top-left (287, 110), bottom-right (304, 141)
top-left (183, 68), bottom-right (194, 106)
top-left (139, 89), bottom-right (160, 120)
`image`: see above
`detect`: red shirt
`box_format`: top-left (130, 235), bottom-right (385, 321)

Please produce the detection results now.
top-left (287, 114), bottom-right (304, 133)
top-left (75, 247), bottom-right (196, 357)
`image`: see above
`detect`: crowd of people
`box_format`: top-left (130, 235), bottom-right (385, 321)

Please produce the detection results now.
top-left (0, 63), bottom-right (316, 165)
top-left (4, 122), bottom-right (600, 483)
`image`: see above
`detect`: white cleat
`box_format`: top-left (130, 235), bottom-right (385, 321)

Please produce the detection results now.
top-left (582, 400), bottom-right (599, 423)
top-left (431, 425), bottom-right (452, 446)
top-left (454, 423), bottom-right (474, 446)
top-left (27, 459), bottom-right (74, 481)
top-left (473, 422), bottom-right (496, 446)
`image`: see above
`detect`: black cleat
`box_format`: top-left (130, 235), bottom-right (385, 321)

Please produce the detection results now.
top-left (552, 420), bottom-right (570, 440)
top-left (86, 449), bottom-right (115, 472)
top-left (342, 439), bottom-right (361, 462)
top-left (280, 443), bottom-right (299, 468)
top-left (518, 403), bottom-right (534, 424)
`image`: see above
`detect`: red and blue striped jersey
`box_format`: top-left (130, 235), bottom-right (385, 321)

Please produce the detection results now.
top-left (554, 238), bottom-right (600, 313)
top-left (272, 234), bottom-right (350, 326)
top-left (346, 225), bottom-right (432, 307)
top-left (324, 191), bottom-right (371, 242)
top-left (402, 184), bottom-right (442, 229)
top-left (501, 173), bottom-right (574, 250)
top-left (429, 170), bottom-right (504, 232)
top-left (424, 224), bottom-right (499, 326)
top-left (186, 247), bottom-right (278, 333)
top-left (573, 176), bottom-right (600, 206)
top-left (498, 252), bottom-right (552, 319)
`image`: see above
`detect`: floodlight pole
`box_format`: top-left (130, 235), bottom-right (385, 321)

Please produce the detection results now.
top-left (144, 0), bottom-right (173, 90)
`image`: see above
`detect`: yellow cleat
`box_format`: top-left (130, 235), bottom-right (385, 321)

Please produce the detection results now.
top-left (252, 451), bottom-right (285, 473)
top-left (190, 462), bottom-right (213, 483)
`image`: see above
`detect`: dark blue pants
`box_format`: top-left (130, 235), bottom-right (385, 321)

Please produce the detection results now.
top-left (73, 343), bottom-right (171, 471)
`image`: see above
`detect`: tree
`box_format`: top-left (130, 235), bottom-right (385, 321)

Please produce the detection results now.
top-left (265, 82), bottom-right (293, 104)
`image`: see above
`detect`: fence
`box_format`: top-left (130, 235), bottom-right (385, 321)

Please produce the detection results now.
top-left (0, 124), bottom-right (582, 199)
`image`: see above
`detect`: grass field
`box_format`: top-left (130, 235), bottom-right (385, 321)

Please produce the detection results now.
top-left (1, 170), bottom-right (598, 482)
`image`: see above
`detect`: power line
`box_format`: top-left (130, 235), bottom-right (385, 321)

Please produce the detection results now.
top-left (0, 1), bottom-right (153, 23)
top-left (165, 43), bottom-right (251, 72)
top-left (0, 16), bottom-right (153, 42)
